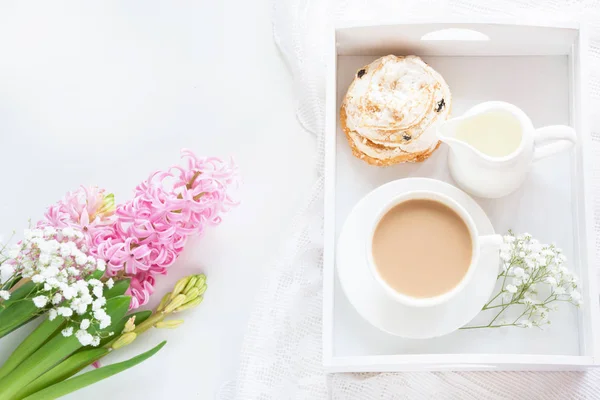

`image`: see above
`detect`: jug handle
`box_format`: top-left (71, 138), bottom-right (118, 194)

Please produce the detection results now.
top-left (533, 126), bottom-right (577, 162)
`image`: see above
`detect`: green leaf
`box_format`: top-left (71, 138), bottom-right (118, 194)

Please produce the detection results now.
top-left (0, 300), bottom-right (40, 339)
top-left (23, 341), bottom-right (167, 400)
top-left (0, 334), bottom-right (82, 399)
top-left (88, 269), bottom-right (104, 280)
top-left (0, 280), bottom-right (41, 338)
top-left (0, 316), bottom-right (65, 380)
top-left (2, 281), bottom-right (37, 305)
top-left (15, 347), bottom-right (109, 399)
top-left (103, 279), bottom-right (130, 299)
top-left (0, 296), bottom-right (132, 398)
top-left (98, 310), bottom-right (152, 347)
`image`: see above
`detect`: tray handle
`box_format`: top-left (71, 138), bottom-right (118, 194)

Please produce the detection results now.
top-left (421, 28), bottom-right (490, 42)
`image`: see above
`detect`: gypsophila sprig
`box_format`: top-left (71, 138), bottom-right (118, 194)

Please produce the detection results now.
top-left (0, 227), bottom-right (112, 346)
top-left (462, 231), bottom-right (582, 330)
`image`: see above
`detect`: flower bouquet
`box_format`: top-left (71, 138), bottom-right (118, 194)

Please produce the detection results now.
top-left (0, 150), bottom-right (237, 399)
top-left (462, 231), bottom-right (582, 330)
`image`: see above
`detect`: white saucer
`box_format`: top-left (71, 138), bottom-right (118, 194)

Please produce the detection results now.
top-left (336, 178), bottom-right (500, 339)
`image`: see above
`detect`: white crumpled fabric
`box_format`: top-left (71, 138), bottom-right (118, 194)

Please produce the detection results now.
top-left (229, 1), bottom-right (600, 398)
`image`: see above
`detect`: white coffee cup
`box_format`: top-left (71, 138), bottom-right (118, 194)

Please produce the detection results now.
top-left (366, 190), bottom-right (503, 308)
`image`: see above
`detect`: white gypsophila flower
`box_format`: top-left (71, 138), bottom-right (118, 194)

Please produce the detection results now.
top-left (43, 226), bottom-right (57, 236)
top-left (72, 300), bottom-right (88, 315)
top-left (59, 244), bottom-right (71, 258)
top-left (41, 266), bottom-right (59, 279)
top-left (33, 295), bottom-right (49, 308)
top-left (46, 277), bottom-right (59, 288)
top-left (4, 230), bottom-right (112, 348)
top-left (524, 258), bottom-right (536, 270)
top-left (50, 259), bottom-right (64, 270)
top-left (545, 276), bottom-right (558, 287)
top-left (105, 278), bottom-right (114, 289)
top-left (80, 319), bottom-right (91, 330)
top-left (0, 290), bottom-right (10, 300)
top-left (38, 253), bottom-right (50, 265)
top-left (62, 285), bottom-right (78, 300)
top-left (506, 284), bottom-right (518, 294)
top-left (559, 266), bottom-right (570, 277)
top-left (91, 336), bottom-right (100, 347)
top-left (93, 308), bottom-right (108, 321)
top-left (75, 253), bottom-right (87, 266)
top-left (52, 293), bottom-right (62, 305)
top-left (61, 227), bottom-right (76, 238)
top-left (503, 235), bottom-right (515, 243)
top-left (96, 259), bottom-right (106, 272)
top-left (92, 297), bottom-right (106, 311)
top-left (99, 317), bottom-right (111, 329)
top-left (61, 327), bottom-right (74, 337)
top-left (537, 256), bottom-right (547, 267)
top-left (57, 306), bottom-right (73, 317)
top-left (80, 293), bottom-right (93, 305)
top-left (94, 309), bottom-right (111, 329)
top-left (88, 279), bottom-right (102, 287)
top-left (92, 286), bottom-right (103, 298)
top-left (570, 291), bottom-right (582, 302)
top-left (500, 251), bottom-right (511, 262)
top-left (512, 278), bottom-right (522, 287)
top-left (75, 329), bottom-right (94, 346)
top-left (75, 280), bottom-right (89, 294)
top-left (513, 267), bottom-right (525, 278)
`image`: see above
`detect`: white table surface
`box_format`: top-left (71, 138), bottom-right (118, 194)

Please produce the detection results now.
top-left (0, 1), bottom-right (315, 398)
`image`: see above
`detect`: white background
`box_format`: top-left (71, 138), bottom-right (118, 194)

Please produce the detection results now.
top-left (0, 1), bottom-right (315, 398)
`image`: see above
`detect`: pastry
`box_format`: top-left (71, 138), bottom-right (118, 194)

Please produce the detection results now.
top-left (340, 55), bottom-right (451, 166)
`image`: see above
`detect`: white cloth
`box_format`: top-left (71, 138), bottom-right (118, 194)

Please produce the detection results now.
top-left (230, 1), bottom-right (600, 399)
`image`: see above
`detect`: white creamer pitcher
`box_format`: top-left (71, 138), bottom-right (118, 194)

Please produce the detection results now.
top-left (437, 101), bottom-right (577, 199)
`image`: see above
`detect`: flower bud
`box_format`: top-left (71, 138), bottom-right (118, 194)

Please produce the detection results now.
top-left (155, 319), bottom-right (184, 329)
top-left (123, 316), bottom-right (136, 333)
top-left (164, 294), bottom-right (187, 313)
top-left (157, 292), bottom-right (171, 312)
top-left (98, 193), bottom-right (116, 217)
top-left (197, 284), bottom-right (207, 296)
top-left (111, 332), bottom-right (137, 350)
top-left (194, 274), bottom-right (207, 289)
top-left (175, 296), bottom-right (203, 313)
top-left (184, 287), bottom-right (200, 301)
top-left (182, 276), bottom-right (198, 295)
top-left (170, 277), bottom-right (190, 300)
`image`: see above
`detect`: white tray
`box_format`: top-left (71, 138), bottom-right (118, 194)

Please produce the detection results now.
top-left (323, 19), bottom-right (600, 372)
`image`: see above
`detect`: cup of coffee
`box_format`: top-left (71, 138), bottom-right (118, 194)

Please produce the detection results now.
top-left (366, 190), bottom-right (502, 308)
